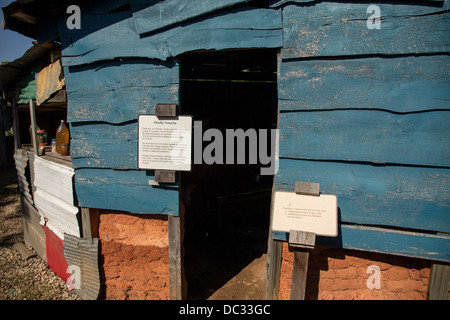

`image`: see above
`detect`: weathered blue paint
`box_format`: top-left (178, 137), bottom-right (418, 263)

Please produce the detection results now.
top-left (279, 55), bottom-right (450, 112)
top-left (64, 59), bottom-right (179, 123)
top-left (132, 0), bottom-right (250, 35)
top-left (59, 7), bottom-right (282, 67)
top-left (269, 0), bottom-right (445, 7)
top-left (272, 225), bottom-right (450, 263)
top-left (271, 0), bottom-right (450, 262)
top-left (65, 57), bottom-right (180, 215)
top-left (276, 159), bottom-right (450, 234)
top-left (279, 110), bottom-right (450, 167)
top-left (74, 168), bottom-right (179, 215)
top-left (282, 3), bottom-right (450, 59)
top-left (70, 121), bottom-right (138, 169)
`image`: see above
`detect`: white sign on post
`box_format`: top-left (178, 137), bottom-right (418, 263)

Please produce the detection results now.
top-left (138, 115), bottom-right (192, 171)
top-left (272, 191), bottom-right (338, 237)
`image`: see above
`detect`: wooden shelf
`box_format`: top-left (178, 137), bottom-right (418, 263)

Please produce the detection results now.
top-left (20, 145), bottom-right (72, 167)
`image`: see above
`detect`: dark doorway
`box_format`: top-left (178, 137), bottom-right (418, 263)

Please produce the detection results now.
top-left (180, 49), bottom-right (278, 299)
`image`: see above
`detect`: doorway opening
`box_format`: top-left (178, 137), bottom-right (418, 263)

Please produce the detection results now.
top-left (180, 49), bottom-right (278, 299)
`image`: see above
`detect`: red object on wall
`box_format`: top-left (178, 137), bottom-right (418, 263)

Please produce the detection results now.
top-left (43, 226), bottom-right (70, 282)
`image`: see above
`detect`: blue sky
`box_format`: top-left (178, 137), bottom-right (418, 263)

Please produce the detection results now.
top-left (0, 0), bottom-right (35, 63)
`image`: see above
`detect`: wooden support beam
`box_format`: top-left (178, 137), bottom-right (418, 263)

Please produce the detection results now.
top-left (428, 262), bottom-right (450, 300)
top-left (290, 249), bottom-right (309, 300)
top-left (29, 99), bottom-right (38, 155)
top-left (263, 237), bottom-right (283, 300)
top-left (81, 207), bottom-right (99, 239)
top-left (12, 99), bottom-right (21, 150)
top-left (169, 214), bottom-right (185, 300)
top-left (264, 176), bottom-right (283, 300)
top-left (289, 231), bottom-right (316, 300)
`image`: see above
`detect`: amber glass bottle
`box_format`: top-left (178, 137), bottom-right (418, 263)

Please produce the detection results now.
top-left (56, 120), bottom-right (69, 154)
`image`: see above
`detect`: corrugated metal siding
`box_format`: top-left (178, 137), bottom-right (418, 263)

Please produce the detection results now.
top-left (63, 234), bottom-right (100, 300)
top-left (27, 151), bottom-right (36, 196)
top-left (33, 155), bottom-right (80, 239)
top-left (14, 149), bottom-right (33, 203)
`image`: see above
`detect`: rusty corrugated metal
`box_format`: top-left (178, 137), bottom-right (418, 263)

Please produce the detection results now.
top-left (35, 59), bottom-right (65, 106)
top-left (63, 234), bottom-right (100, 300)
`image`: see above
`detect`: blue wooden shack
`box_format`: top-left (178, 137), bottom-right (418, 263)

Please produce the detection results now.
top-left (3, 0), bottom-right (449, 300)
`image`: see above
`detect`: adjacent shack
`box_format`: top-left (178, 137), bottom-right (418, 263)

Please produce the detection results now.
top-left (2, 0), bottom-right (449, 300)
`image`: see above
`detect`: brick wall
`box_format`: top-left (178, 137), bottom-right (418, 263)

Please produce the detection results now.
top-left (98, 211), bottom-right (170, 300)
top-left (279, 244), bottom-right (431, 300)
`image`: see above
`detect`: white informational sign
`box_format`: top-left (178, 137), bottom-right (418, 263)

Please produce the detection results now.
top-left (272, 191), bottom-right (338, 237)
top-left (138, 115), bottom-right (192, 171)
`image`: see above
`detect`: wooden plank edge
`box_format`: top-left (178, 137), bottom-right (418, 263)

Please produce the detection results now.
top-left (272, 224), bottom-right (450, 262)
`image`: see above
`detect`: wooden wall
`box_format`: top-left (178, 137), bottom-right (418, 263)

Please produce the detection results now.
top-left (273, 1), bottom-right (450, 262)
top-left (58, 0), bottom-right (449, 260)
top-left (59, 0), bottom-right (282, 216)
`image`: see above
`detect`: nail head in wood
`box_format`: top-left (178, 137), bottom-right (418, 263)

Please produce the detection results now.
top-left (155, 170), bottom-right (176, 183)
top-left (289, 230), bottom-right (316, 250)
top-left (155, 103), bottom-right (178, 117)
top-left (295, 181), bottom-right (320, 197)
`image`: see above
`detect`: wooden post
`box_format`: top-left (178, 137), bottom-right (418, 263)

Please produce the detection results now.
top-left (12, 99), bottom-right (21, 150)
top-left (29, 99), bottom-right (38, 155)
top-left (263, 95), bottom-right (281, 300)
top-left (289, 180), bottom-right (319, 300)
top-left (263, 179), bottom-right (282, 300)
top-left (263, 237), bottom-right (283, 300)
top-left (289, 231), bottom-right (316, 300)
top-left (81, 207), bottom-right (99, 238)
top-left (169, 214), bottom-right (185, 300)
top-left (428, 262), bottom-right (450, 300)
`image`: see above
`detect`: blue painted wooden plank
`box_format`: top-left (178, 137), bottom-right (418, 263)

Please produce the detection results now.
top-left (272, 225), bottom-right (450, 262)
top-left (129, 0), bottom-right (162, 13)
top-left (70, 121), bottom-right (138, 169)
top-left (59, 7), bottom-right (282, 66)
top-left (81, 0), bottom-right (130, 14)
top-left (270, 0), bottom-right (444, 6)
top-left (270, 0), bottom-right (315, 7)
top-left (167, 7), bottom-right (282, 57)
top-left (74, 168), bottom-right (179, 215)
top-left (282, 3), bottom-right (450, 59)
top-left (58, 12), bottom-right (169, 65)
top-left (132, 0), bottom-right (250, 35)
top-left (279, 55), bottom-right (450, 113)
top-left (276, 159), bottom-right (450, 233)
top-left (64, 59), bottom-right (179, 123)
top-left (279, 110), bottom-right (450, 167)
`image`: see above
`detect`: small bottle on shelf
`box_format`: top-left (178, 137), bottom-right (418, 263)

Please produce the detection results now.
top-left (51, 139), bottom-right (56, 153)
